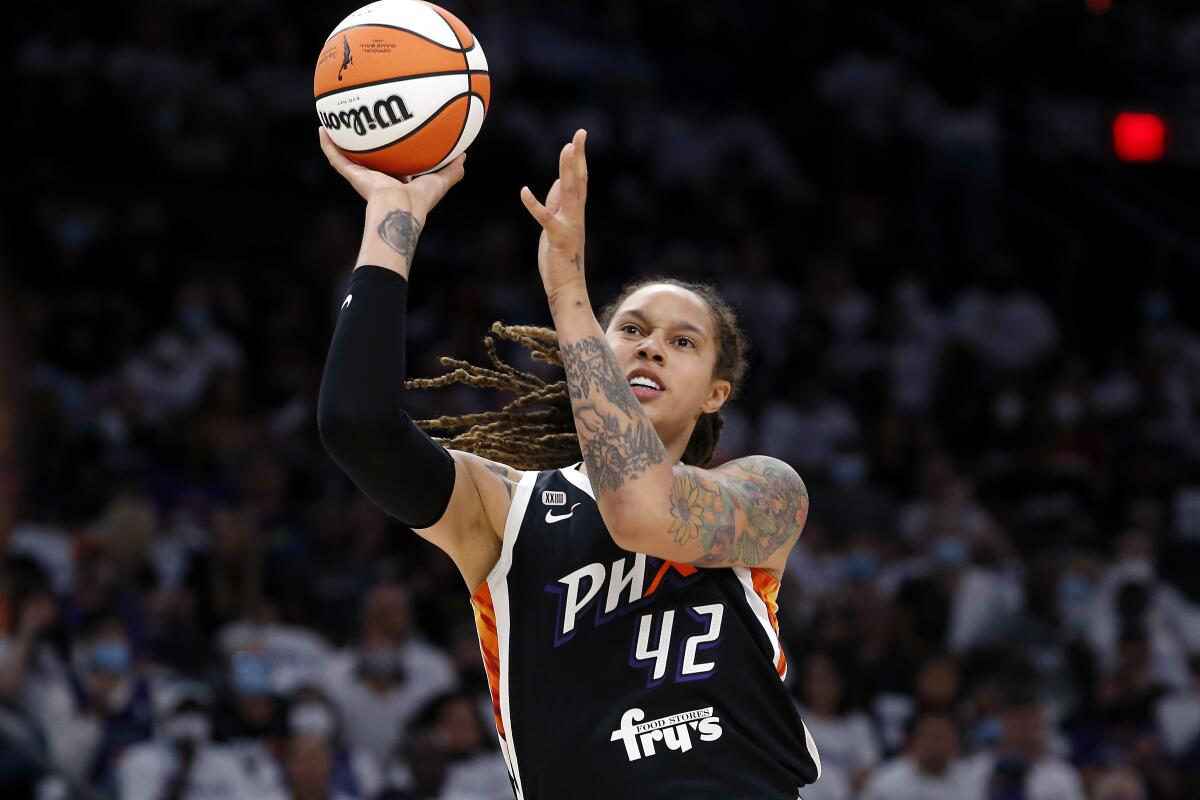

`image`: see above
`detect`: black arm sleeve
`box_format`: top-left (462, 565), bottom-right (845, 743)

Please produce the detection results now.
top-left (317, 265), bottom-right (455, 528)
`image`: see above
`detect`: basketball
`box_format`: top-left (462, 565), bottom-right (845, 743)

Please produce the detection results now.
top-left (314, 0), bottom-right (490, 178)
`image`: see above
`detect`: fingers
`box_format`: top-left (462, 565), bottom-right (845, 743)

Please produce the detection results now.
top-left (557, 129), bottom-right (588, 210)
top-left (558, 140), bottom-right (576, 207)
top-left (420, 153), bottom-right (467, 189)
top-left (523, 129), bottom-right (588, 229)
top-left (573, 128), bottom-right (588, 204)
top-left (413, 153), bottom-right (466, 208)
top-left (318, 127), bottom-right (358, 180)
top-left (520, 185), bottom-right (557, 230)
top-left (546, 179), bottom-right (562, 214)
top-left (435, 152), bottom-right (467, 179)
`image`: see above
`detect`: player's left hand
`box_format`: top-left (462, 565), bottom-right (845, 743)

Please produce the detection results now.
top-left (520, 129), bottom-right (588, 304)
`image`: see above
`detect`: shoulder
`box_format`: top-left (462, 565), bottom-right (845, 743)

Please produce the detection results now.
top-left (708, 455), bottom-right (809, 525)
top-left (712, 455), bottom-right (807, 494)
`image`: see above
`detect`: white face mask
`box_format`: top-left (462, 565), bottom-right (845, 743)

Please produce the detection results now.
top-left (289, 702), bottom-right (336, 738)
top-left (164, 712), bottom-right (212, 745)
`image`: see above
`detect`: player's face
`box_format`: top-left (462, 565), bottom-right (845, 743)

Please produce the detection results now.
top-left (605, 285), bottom-right (731, 443)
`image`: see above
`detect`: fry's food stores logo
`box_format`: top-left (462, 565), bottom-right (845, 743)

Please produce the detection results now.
top-left (610, 706), bottom-right (722, 762)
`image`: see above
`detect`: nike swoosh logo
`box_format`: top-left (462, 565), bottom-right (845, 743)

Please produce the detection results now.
top-left (545, 502), bottom-right (581, 524)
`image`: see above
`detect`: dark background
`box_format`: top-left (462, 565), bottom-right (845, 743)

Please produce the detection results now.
top-left (3, 1), bottom-right (1200, 798)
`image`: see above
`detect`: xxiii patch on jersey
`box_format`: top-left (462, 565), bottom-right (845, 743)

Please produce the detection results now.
top-left (470, 463), bottom-right (822, 799)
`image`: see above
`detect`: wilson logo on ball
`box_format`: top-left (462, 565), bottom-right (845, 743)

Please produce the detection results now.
top-left (319, 96), bottom-right (415, 137)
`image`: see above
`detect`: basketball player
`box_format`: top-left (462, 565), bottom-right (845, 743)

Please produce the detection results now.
top-left (316, 127), bottom-right (821, 799)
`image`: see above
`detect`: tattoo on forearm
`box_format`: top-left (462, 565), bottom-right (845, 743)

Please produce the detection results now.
top-left (668, 458), bottom-right (808, 567)
top-left (377, 210), bottom-right (422, 261)
top-left (560, 337), bottom-right (667, 494)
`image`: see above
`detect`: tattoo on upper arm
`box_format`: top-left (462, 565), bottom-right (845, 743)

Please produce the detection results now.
top-left (560, 337), bottom-right (667, 495)
top-left (484, 462), bottom-right (517, 500)
top-left (667, 459), bottom-right (808, 567)
top-left (377, 210), bottom-right (422, 261)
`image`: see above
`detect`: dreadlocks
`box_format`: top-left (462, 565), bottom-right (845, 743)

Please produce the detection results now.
top-left (406, 277), bottom-right (750, 472)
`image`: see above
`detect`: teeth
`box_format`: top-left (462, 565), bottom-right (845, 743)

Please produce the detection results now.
top-left (629, 376), bottom-right (662, 391)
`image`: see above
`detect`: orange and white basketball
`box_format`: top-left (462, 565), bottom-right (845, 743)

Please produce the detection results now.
top-left (314, 0), bottom-right (490, 177)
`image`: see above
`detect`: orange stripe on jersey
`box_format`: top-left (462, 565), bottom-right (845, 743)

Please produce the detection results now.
top-left (643, 560), bottom-right (698, 597)
top-left (750, 567), bottom-right (787, 678)
top-left (470, 581), bottom-right (504, 737)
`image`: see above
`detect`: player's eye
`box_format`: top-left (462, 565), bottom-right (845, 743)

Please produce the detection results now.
top-left (675, 337), bottom-right (695, 348)
top-left (621, 324), bottom-right (641, 336)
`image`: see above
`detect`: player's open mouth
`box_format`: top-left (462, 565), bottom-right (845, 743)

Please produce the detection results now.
top-left (627, 370), bottom-right (666, 399)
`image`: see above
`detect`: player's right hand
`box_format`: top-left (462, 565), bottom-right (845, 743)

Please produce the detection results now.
top-left (319, 127), bottom-right (466, 225)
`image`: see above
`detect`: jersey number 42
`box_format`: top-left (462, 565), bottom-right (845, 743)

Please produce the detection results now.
top-left (632, 604), bottom-right (724, 687)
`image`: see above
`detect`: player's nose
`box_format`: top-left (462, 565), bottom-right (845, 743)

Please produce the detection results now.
top-left (637, 339), bottom-right (665, 364)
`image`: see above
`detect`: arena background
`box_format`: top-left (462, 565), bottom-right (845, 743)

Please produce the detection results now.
top-left (3, 1), bottom-right (1200, 798)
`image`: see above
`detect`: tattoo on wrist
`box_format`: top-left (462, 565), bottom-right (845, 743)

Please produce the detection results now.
top-left (377, 210), bottom-right (422, 261)
top-left (560, 337), bottom-right (667, 494)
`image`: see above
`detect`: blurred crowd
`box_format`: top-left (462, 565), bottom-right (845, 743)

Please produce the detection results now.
top-left (5, 0), bottom-right (1200, 798)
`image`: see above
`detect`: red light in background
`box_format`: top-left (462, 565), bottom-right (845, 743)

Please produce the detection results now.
top-left (1087, 0), bottom-right (1112, 14)
top-left (1113, 112), bottom-right (1166, 162)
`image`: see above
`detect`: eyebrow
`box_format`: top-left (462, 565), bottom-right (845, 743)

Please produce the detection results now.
top-left (619, 308), bottom-right (708, 340)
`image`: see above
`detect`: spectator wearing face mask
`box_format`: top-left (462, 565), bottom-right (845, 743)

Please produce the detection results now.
top-left (282, 683), bottom-right (382, 799)
top-left (117, 683), bottom-right (254, 800)
top-left (57, 611), bottom-right (155, 789)
top-left (214, 649), bottom-right (284, 797)
top-left (894, 532), bottom-right (1023, 655)
top-left (965, 690), bottom-right (1086, 800)
top-left (322, 583), bottom-right (456, 766)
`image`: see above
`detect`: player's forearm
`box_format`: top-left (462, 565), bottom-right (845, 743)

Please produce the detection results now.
top-left (354, 193), bottom-right (424, 276)
top-left (317, 265), bottom-right (455, 529)
top-left (549, 283), bottom-right (673, 536)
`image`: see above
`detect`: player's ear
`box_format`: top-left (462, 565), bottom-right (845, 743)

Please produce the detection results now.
top-left (700, 378), bottom-right (731, 415)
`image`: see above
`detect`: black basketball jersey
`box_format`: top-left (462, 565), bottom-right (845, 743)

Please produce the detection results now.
top-left (470, 462), bottom-right (822, 800)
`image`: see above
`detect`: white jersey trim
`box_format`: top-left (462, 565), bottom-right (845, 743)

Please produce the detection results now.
top-left (802, 719), bottom-right (823, 780)
top-left (732, 569), bottom-right (822, 779)
top-left (558, 461), bottom-right (595, 499)
top-left (732, 567), bottom-right (784, 680)
top-left (484, 469), bottom-right (536, 798)
top-left (481, 470), bottom-right (537, 587)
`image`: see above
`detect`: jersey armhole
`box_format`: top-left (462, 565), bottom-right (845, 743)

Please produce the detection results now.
top-left (475, 468), bottom-right (538, 593)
